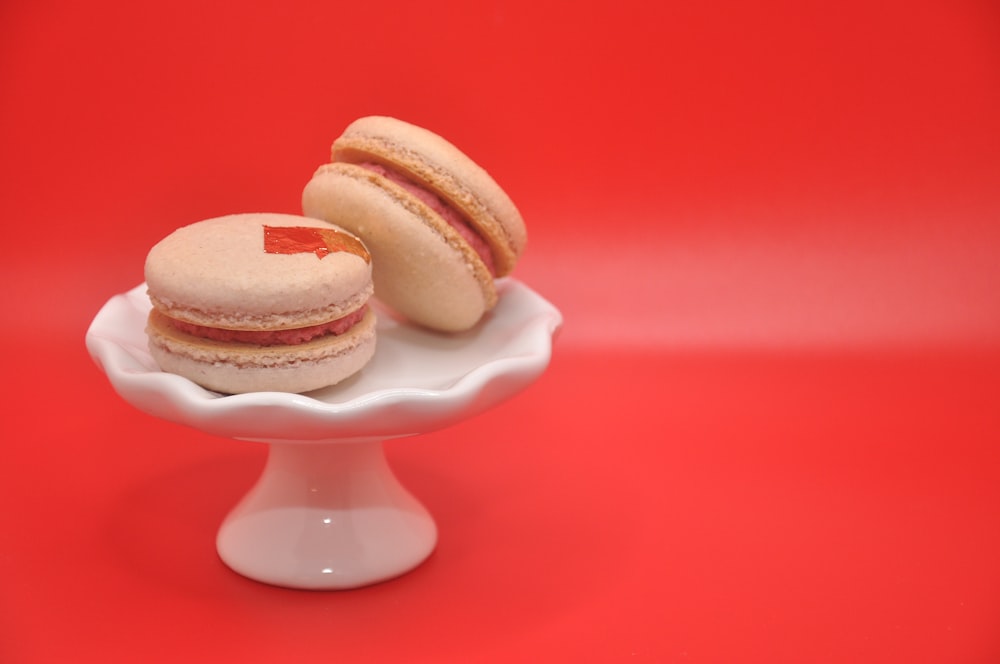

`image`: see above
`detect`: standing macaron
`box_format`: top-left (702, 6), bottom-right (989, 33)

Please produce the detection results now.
top-left (301, 116), bottom-right (526, 332)
top-left (144, 213), bottom-right (376, 394)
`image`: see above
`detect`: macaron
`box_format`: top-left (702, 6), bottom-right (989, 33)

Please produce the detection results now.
top-left (301, 116), bottom-right (526, 332)
top-left (144, 213), bottom-right (376, 394)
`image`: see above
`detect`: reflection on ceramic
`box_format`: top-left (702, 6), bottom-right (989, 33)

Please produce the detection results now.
top-left (86, 279), bottom-right (562, 589)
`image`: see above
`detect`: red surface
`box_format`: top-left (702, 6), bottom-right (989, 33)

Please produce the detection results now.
top-left (2, 1), bottom-right (999, 662)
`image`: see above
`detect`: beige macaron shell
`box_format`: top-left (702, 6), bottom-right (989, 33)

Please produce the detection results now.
top-left (146, 307), bottom-right (377, 394)
top-left (303, 162), bottom-right (496, 332)
top-left (332, 115), bottom-right (526, 277)
top-left (145, 213), bottom-right (372, 330)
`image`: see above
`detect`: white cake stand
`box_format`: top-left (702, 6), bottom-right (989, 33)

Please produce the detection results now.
top-left (86, 279), bottom-right (561, 590)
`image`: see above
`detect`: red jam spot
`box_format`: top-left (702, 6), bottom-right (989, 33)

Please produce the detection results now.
top-left (263, 225), bottom-right (370, 263)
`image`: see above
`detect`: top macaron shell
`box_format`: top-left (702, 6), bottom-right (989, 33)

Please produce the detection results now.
top-left (331, 116), bottom-right (527, 278)
top-left (145, 213), bottom-right (373, 331)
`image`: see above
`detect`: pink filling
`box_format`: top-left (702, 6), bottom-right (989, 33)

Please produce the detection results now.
top-left (358, 161), bottom-right (496, 276)
top-left (170, 306), bottom-right (367, 346)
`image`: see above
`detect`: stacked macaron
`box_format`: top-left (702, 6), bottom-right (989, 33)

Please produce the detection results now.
top-left (145, 213), bottom-right (376, 394)
top-left (145, 117), bottom-right (525, 394)
top-left (302, 116), bottom-right (526, 332)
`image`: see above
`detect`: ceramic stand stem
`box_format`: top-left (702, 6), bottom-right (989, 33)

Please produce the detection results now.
top-left (216, 439), bottom-right (437, 590)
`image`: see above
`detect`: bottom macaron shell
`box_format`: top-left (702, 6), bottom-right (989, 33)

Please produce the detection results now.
top-left (146, 308), bottom-right (377, 394)
top-left (303, 164), bottom-right (495, 333)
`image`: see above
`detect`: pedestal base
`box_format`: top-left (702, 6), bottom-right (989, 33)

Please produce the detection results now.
top-left (216, 441), bottom-right (437, 590)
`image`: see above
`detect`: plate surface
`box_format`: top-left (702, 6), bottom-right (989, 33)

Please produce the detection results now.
top-left (86, 279), bottom-right (562, 441)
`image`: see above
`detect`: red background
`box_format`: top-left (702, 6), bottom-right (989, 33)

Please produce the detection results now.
top-left (2, 0), bottom-right (999, 662)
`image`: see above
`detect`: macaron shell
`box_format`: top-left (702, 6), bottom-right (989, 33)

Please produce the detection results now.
top-left (303, 162), bottom-right (496, 332)
top-left (146, 307), bottom-right (377, 394)
top-left (145, 213), bottom-right (372, 330)
top-left (332, 116), bottom-right (526, 277)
